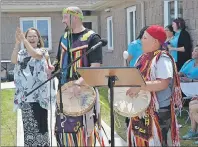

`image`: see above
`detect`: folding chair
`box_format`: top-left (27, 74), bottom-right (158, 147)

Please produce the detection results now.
top-left (176, 96), bottom-right (192, 124)
top-left (178, 82), bottom-right (198, 125)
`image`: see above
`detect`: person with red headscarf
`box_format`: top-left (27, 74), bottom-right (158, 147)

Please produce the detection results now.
top-left (126, 25), bottom-right (182, 146)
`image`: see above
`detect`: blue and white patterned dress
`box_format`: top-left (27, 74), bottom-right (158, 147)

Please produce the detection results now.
top-left (13, 48), bottom-right (56, 110)
top-left (13, 48), bottom-right (56, 146)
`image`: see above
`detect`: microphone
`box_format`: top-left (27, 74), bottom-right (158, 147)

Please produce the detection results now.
top-left (90, 39), bottom-right (107, 51)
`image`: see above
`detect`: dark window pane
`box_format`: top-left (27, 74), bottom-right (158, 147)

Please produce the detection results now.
top-left (83, 22), bottom-right (92, 29)
top-left (168, 1), bottom-right (175, 24)
top-left (178, 0), bottom-right (183, 18)
top-left (109, 20), bottom-right (112, 47)
top-left (130, 12), bottom-right (134, 42)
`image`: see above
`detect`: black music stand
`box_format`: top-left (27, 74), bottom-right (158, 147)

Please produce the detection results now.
top-left (77, 67), bottom-right (146, 147)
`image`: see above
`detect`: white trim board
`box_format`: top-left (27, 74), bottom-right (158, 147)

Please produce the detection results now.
top-left (127, 6), bottom-right (136, 45)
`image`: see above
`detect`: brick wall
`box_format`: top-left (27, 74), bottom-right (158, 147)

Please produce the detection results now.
top-left (183, 0), bottom-right (198, 48)
top-left (99, 0), bottom-right (163, 66)
top-left (1, 12), bottom-right (64, 70)
top-left (144, 0), bottom-right (164, 26)
top-left (99, 1), bottom-right (142, 66)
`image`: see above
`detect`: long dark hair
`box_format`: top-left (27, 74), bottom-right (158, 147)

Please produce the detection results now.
top-left (136, 26), bottom-right (149, 40)
top-left (173, 17), bottom-right (186, 30)
top-left (165, 24), bottom-right (175, 35)
top-left (64, 26), bottom-right (69, 32)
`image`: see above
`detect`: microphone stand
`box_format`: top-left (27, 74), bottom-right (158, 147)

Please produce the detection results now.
top-left (25, 43), bottom-right (103, 122)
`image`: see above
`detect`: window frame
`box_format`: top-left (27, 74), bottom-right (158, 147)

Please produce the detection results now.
top-left (126, 6), bottom-right (136, 45)
top-left (19, 17), bottom-right (52, 50)
top-left (164, 0), bottom-right (182, 27)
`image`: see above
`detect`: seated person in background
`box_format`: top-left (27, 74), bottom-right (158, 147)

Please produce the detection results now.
top-left (182, 97), bottom-right (198, 145)
top-left (181, 46), bottom-right (198, 145)
top-left (179, 46), bottom-right (198, 82)
top-left (127, 26), bottom-right (149, 67)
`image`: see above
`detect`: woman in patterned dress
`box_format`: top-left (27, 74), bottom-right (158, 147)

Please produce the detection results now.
top-left (11, 27), bottom-right (55, 146)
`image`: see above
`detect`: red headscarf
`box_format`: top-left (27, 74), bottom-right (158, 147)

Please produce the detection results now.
top-left (146, 25), bottom-right (166, 45)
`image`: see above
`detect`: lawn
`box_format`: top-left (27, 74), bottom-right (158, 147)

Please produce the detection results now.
top-left (177, 109), bottom-right (195, 146)
top-left (0, 87), bottom-right (195, 146)
top-left (1, 89), bottom-right (17, 146)
top-left (98, 87), bottom-right (195, 146)
top-left (99, 87), bottom-right (127, 140)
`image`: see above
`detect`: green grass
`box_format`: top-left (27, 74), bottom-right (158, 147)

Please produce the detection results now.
top-left (0, 88), bottom-right (194, 146)
top-left (177, 109), bottom-right (194, 146)
top-left (1, 89), bottom-right (17, 146)
top-left (99, 87), bottom-right (127, 140)
top-left (99, 87), bottom-right (195, 145)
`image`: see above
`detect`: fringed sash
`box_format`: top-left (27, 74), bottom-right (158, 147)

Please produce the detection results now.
top-left (129, 50), bottom-right (182, 146)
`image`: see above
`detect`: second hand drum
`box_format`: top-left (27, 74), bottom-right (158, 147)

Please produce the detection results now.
top-left (112, 87), bottom-right (151, 118)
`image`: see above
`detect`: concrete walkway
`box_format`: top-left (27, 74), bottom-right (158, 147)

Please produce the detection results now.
top-left (1, 81), bottom-right (15, 89)
top-left (17, 106), bottom-right (127, 146)
top-left (1, 81), bottom-right (127, 146)
top-left (17, 104), bottom-right (58, 146)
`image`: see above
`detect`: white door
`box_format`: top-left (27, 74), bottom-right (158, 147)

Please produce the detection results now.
top-left (127, 6), bottom-right (136, 44)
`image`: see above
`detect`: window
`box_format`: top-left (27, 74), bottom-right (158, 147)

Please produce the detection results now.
top-left (107, 16), bottom-right (113, 50)
top-left (127, 6), bottom-right (136, 44)
top-left (164, 0), bottom-right (183, 27)
top-left (20, 17), bottom-right (52, 50)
